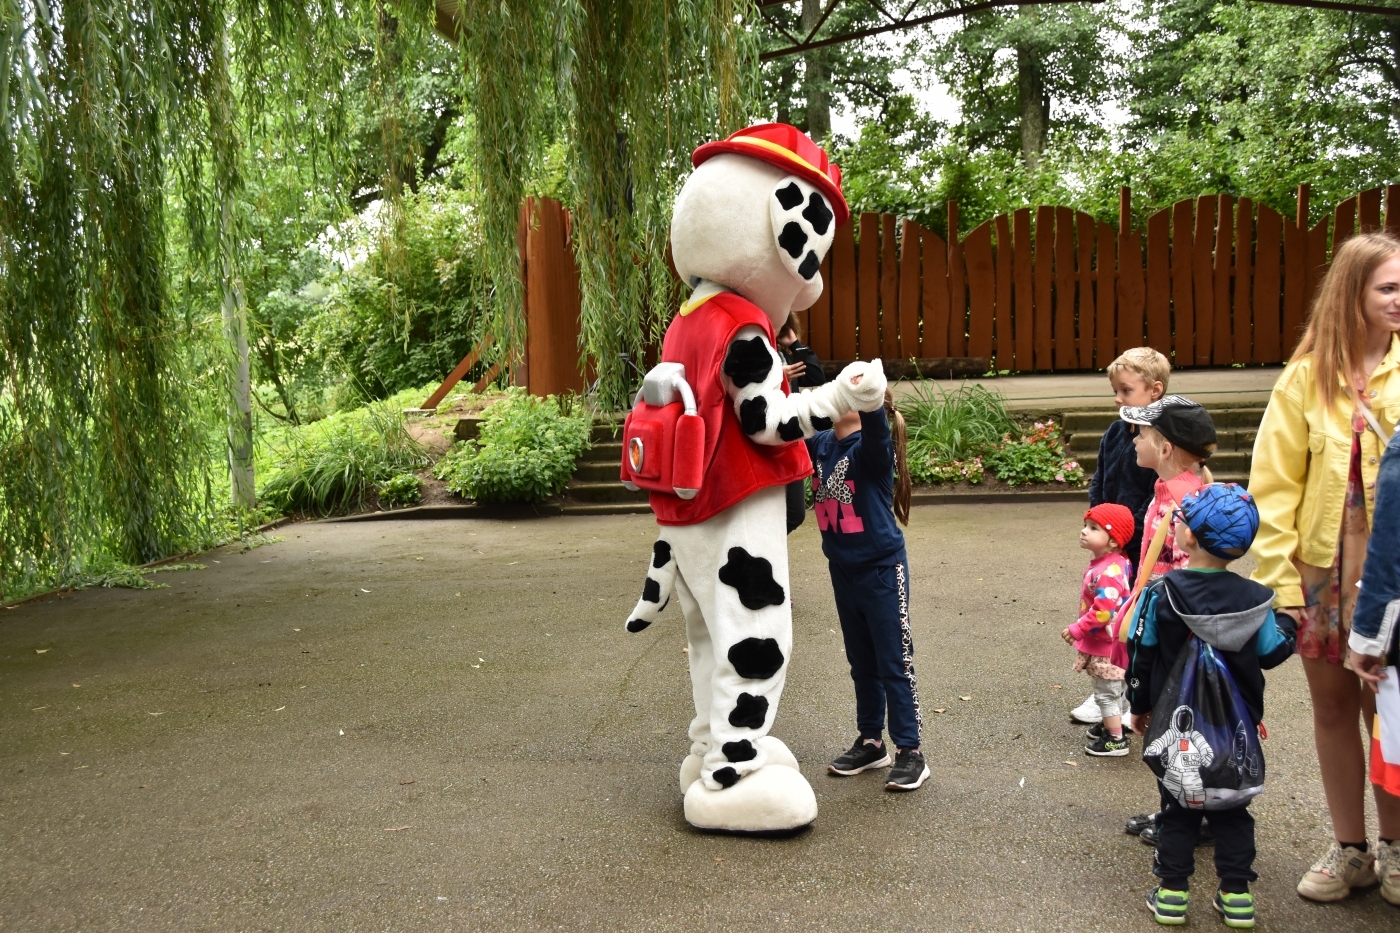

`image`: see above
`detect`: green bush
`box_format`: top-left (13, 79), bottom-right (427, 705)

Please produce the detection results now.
top-left (982, 420), bottom-right (1087, 486)
top-left (901, 381), bottom-right (1020, 483)
top-left (258, 398), bottom-right (430, 516)
top-left (377, 473), bottom-right (424, 508)
top-left (434, 391), bottom-right (590, 503)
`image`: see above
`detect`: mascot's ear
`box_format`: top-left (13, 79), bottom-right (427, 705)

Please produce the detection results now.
top-left (769, 175), bottom-right (836, 284)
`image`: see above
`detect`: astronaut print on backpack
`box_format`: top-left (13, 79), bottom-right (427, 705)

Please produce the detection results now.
top-left (619, 124), bottom-right (888, 833)
top-left (1147, 706), bottom-right (1214, 808)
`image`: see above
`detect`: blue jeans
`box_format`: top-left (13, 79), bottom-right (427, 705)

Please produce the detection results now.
top-left (829, 559), bottom-right (922, 751)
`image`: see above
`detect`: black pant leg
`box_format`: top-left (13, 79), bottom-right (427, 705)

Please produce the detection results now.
top-left (1208, 804), bottom-right (1257, 893)
top-left (785, 480), bottom-right (806, 534)
top-left (1154, 782), bottom-right (1203, 890)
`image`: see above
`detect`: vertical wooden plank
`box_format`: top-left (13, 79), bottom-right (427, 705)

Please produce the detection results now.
top-left (1213, 194), bottom-right (1234, 365)
top-left (965, 221), bottom-right (996, 362)
top-left (1034, 206), bottom-right (1055, 370)
top-left (831, 219), bottom-right (857, 361)
top-left (947, 205), bottom-right (967, 356)
top-left (1334, 196), bottom-right (1358, 253)
top-left (1360, 187), bottom-right (1382, 233)
top-left (1118, 230), bottom-right (1144, 352)
top-left (1146, 208), bottom-right (1172, 354)
top-left (1234, 197), bottom-right (1254, 365)
top-left (1096, 221), bottom-right (1117, 367)
top-left (524, 197), bottom-right (587, 397)
top-left (1013, 208), bottom-right (1034, 371)
top-left (1306, 216), bottom-right (1329, 319)
top-left (920, 227), bottom-right (949, 358)
top-left (1171, 200), bottom-right (1196, 367)
top-left (1192, 196), bottom-right (1216, 366)
top-left (994, 214), bottom-right (1014, 371)
top-left (857, 213), bottom-right (881, 360)
top-left (1386, 185), bottom-right (1400, 236)
top-left (1053, 207), bottom-right (1076, 369)
top-left (1282, 214), bottom-right (1308, 357)
top-left (808, 251), bottom-right (833, 360)
top-left (1253, 204), bottom-right (1282, 364)
top-left (879, 213), bottom-right (900, 359)
top-left (1076, 212), bottom-right (1096, 368)
top-left (898, 219), bottom-right (920, 359)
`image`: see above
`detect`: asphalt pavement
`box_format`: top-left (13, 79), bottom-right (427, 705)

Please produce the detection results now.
top-left (1, 503), bottom-right (1394, 931)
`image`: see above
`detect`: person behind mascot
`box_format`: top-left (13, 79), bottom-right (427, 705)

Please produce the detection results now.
top-left (621, 123), bottom-right (888, 833)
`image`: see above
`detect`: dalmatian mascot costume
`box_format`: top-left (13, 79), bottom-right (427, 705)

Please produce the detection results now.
top-left (618, 124), bottom-right (887, 833)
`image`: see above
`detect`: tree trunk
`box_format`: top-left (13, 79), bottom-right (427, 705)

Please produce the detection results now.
top-left (802, 0), bottom-right (829, 142)
top-left (220, 197), bottom-right (256, 510)
top-left (1016, 6), bottom-right (1048, 170)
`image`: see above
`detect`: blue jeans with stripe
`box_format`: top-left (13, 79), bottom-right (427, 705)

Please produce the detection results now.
top-left (829, 559), bottom-right (922, 751)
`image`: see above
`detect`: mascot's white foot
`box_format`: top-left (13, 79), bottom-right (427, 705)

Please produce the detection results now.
top-left (679, 736), bottom-right (801, 794)
top-left (683, 762), bottom-right (817, 833)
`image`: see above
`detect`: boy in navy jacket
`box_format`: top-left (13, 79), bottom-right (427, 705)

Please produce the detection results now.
top-left (1128, 484), bottom-right (1296, 927)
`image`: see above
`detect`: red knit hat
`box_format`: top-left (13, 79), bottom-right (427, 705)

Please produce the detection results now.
top-left (1085, 503), bottom-right (1135, 549)
top-left (692, 123), bottom-right (849, 226)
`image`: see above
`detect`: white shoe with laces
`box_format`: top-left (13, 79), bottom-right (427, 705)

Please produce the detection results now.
top-left (1377, 840), bottom-right (1400, 906)
top-left (1296, 841), bottom-right (1377, 902)
top-left (1070, 695), bottom-right (1102, 724)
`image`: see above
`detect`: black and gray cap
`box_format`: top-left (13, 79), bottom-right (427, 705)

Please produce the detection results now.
top-left (1119, 395), bottom-right (1217, 459)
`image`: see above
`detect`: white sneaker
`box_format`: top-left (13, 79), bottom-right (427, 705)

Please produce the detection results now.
top-left (1070, 695), bottom-right (1102, 724)
top-left (1296, 841), bottom-right (1377, 902)
top-left (1377, 839), bottom-right (1400, 906)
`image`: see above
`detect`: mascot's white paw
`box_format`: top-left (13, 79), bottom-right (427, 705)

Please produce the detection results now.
top-left (834, 359), bottom-right (887, 412)
top-left (680, 736), bottom-right (801, 794)
top-left (683, 763), bottom-right (817, 833)
top-left (679, 754), bottom-right (703, 794)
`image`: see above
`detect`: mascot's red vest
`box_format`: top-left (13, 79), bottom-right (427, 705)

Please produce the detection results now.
top-left (634, 291), bottom-right (810, 526)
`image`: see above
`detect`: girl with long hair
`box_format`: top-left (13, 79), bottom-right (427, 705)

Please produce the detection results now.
top-left (1249, 231), bottom-right (1400, 902)
top-left (806, 386), bottom-right (923, 790)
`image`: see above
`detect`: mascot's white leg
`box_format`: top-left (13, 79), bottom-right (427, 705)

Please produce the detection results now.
top-left (626, 486), bottom-right (816, 831)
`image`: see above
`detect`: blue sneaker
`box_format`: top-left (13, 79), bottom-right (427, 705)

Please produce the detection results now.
top-left (1146, 886), bottom-right (1188, 925)
top-left (1213, 890), bottom-right (1255, 928)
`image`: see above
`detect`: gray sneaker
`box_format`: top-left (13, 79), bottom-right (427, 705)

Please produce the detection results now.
top-left (828, 739), bottom-right (891, 776)
top-left (884, 748), bottom-right (930, 791)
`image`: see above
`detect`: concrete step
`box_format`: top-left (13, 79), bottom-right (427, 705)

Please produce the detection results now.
top-left (1062, 407), bottom-right (1266, 432)
top-left (579, 442), bottom-right (622, 463)
top-left (1068, 427), bottom-right (1258, 454)
top-left (574, 460), bottom-right (623, 482)
top-left (564, 481), bottom-right (651, 504)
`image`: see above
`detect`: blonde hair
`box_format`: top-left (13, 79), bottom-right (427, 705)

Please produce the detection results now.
top-left (1108, 346), bottom-right (1171, 391)
top-left (1139, 424), bottom-right (1214, 484)
top-left (886, 390), bottom-right (911, 526)
top-left (1292, 231), bottom-right (1400, 412)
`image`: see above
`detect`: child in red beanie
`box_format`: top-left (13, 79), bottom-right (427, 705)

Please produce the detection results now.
top-left (1062, 503), bottom-right (1136, 756)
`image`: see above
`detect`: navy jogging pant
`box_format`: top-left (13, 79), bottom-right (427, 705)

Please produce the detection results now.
top-left (828, 559), bottom-right (922, 751)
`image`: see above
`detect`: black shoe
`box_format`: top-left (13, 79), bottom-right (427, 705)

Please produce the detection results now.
top-left (1086, 722), bottom-right (1106, 741)
top-left (1085, 730), bottom-right (1131, 757)
top-left (828, 739), bottom-right (891, 775)
top-left (884, 748), bottom-right (930, 791)
top-left (1126, 811), bottom-right (1160, 836)
top-left (1140, 821), bottom-right (1216, 848)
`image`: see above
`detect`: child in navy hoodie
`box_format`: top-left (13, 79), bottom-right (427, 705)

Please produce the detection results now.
top-left (806, 388), bottom-right (927, 791)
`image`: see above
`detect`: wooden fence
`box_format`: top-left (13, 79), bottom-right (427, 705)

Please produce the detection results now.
top-left (518, 196), bottom-right (586, 397)
top-left (800, 184), bottom-right (1400, 372)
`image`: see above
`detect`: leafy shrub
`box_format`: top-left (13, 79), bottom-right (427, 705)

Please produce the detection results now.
top-left (914, 455), bottom-right (986, 485)
top-left (433, 391), bottom-right (590, 503)
top-left (901, 381), bottom-right (1020, 484)
top-left (258, 400), bottom-right (430, 515)
top-left (982, 421), bottom-right (1087, 486)
top-left (377, 473), bottom-right (424, 508)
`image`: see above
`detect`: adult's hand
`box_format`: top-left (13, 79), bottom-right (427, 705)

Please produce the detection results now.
top-left (1350, 649), bottom-right (1388, 693)
top-left (1133, 711), bottom-right (1152, 735)
top-left (783, 362), bottom-right (806, 383)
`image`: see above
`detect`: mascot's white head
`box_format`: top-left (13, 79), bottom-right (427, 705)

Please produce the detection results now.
top-left (670, 123), bottom-right (850, 329)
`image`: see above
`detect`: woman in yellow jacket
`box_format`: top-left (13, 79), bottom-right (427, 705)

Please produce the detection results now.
top-left (1249, 232), bottom-right (1400, 902)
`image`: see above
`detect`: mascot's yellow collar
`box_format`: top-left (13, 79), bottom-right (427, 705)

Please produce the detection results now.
top-left (679, 280), bottom-right (731, 316)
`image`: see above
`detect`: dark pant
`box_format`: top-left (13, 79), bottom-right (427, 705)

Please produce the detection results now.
top-left (1154, 783), bottom-right (1257, 893)
top-left (785, 480), bottom-right (806, 534)
top-left (829, 559), bottom-right (922, 751)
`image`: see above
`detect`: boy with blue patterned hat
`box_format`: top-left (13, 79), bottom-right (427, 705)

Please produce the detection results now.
top-left (1128, 483), bottom-right (1298, 927)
